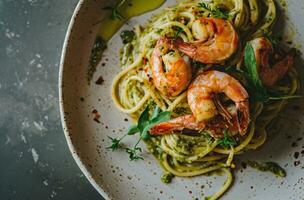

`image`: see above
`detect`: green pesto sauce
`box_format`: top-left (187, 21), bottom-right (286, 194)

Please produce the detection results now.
top-left (98, 0), bottom-right (166, 41)
top-left (87, 37), bottom-right (107, 83)
top-left (161, 172), bottom-right (175, 183)
top-left (87, 0), bottom-right (165, 82)
top-left (247, 161), bottom-right (286, 177)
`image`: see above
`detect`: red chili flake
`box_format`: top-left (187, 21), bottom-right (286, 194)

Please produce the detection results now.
top-left (142, 57), bottom-right (148, 65)
top-left (92, 109), bottom-right (101, 123)
top-left (95, 76), bottom-right (104, 85)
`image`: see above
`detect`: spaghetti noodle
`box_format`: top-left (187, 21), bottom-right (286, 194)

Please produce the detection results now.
top-left (110, 0), bottom-right (300, 199)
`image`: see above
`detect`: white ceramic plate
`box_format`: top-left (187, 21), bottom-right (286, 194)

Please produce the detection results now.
top-left (59, 0), bottom-right (304, 199)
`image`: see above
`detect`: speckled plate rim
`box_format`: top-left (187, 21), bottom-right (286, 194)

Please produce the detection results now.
top-left (58, 0), bottom-right (108, 199)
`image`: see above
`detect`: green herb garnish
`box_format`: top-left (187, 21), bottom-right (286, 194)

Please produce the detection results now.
top-left (199, 2), bottom-right (229, 19)
top-left (107, 106), bottom-right (171, 161)
top-left (247, 161), bottom-right (286, 177)
top-left (217, 130), bottom-right (236, 147)
top-left (174, 27), bottom-right (184, 39)
top-left (103, 0), bottom-right (126, 20)
top-left (125, 138), bottom-right (144, 161)
top-left (107, 135), bottom-right (126, 151)
top-left (244, 42), bottom-right (301, 102)
top-left (244, 43), bottom-right (269, 101)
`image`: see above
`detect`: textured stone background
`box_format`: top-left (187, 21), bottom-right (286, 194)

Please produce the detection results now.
top-left (0, 0), bottom-right (101, 199)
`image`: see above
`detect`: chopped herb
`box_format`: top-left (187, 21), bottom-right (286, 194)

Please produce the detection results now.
top-left (217, 130), bottom-right (236, 147)
top-left (199, 2), bottom-right (229, 19)
top-left (174, 27), bottom-right (183, 39)
top-left (120, 30), bottom-right (135, 44)
top-left (247, 161), bottom-right (286, 177)
top-left (161, 172), bottom-right (175, 184)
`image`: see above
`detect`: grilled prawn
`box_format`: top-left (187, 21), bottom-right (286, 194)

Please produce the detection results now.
top-left (250, 37), bottom-right (295, 87)
top-left (151, 37), bottom-right (192, 98)
top-left (150, 70), bottom-right (249, 137)
top-left (174, 17), bottom-right (239, 64)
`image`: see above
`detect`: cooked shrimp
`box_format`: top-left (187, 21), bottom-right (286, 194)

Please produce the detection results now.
top-left (250, 37), bottom-right (295, 87)
top-left (149, 115), bottom-right (206, 135)
top-left (151, 37), bottom-right (192, 98)
top-left (150, 70), bottom-right (250, 137)
top-left (174, 18), bottom-right (239, 64)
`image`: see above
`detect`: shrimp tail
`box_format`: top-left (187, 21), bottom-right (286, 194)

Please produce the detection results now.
top-left (236, 100), bottom-right (250, 135)
top-left (150, 115), bottom-right (206, 135)
top-left (174, 37), bottom-right (197, 59)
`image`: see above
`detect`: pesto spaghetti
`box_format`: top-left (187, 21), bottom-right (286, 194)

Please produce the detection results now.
top-left (110, 0), bottom-right (300, 199)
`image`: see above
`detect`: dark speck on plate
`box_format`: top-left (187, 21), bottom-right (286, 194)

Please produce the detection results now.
top-left (241, 161), bottom-right (247, 169)
top-left (294, 160), bottom-right (301, 167)
top-left (294, 152), bottom-right (299, 159)
top-left (92, 109), bottom-right (101, 123)
top-left (95, 76), bottom-right (104, 85)
top-left (292, 142), bottom-right (298, 147)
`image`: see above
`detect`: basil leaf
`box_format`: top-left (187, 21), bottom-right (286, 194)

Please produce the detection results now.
top-left (140, 111), bottom-right (171, 140)
top-left (127, 125), bottom-right (140, 135)
top-left (151, 106), bottom-right (161, 120)
top-left (138, 106), bottom-right (150, 131)
top-left (244, 43), bottom-right (269, 102)
top-left (151, 111), bottom-right (171, 124)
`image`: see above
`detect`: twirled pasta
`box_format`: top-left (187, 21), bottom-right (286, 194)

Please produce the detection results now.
top-left (111, 0), bottom-right (299, 199)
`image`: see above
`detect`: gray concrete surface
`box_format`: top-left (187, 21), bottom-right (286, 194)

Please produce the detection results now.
top-left (0, 0), bottom-right (102, 199)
